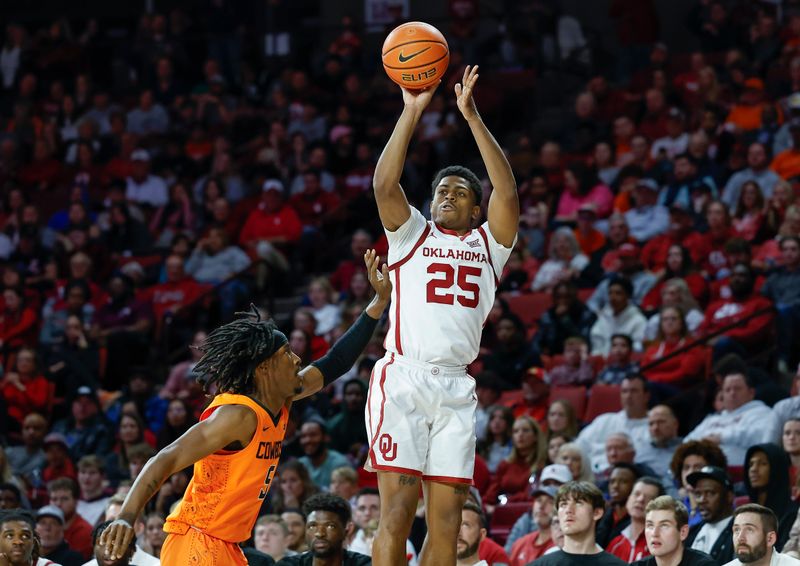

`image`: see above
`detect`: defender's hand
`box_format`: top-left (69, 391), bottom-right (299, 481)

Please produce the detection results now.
top-left (98, 518), bottom-right (136, 562)
top-left (365, 249), bottom-right (392, 307)
top-left (455, 65), bottom-right (480, 121)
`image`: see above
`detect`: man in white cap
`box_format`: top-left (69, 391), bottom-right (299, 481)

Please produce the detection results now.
top-left (125, 149), bottom-right (168, 208)
top-left (505, 464), bottom-right (572, 553)
top-left (624, 178), bottom-right (670, 243)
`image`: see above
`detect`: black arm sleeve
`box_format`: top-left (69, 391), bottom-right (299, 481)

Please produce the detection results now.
top-left (311, 311), bottom-right (379, 386)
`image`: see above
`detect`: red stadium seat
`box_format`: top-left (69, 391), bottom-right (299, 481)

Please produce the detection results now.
top-left (504, 292), bottom-right (552, 327)
top-left (498, 389), bottom-right (524, 408)
top-left (549, 386), bottom-right (587, 421)
top-left (489, 501), bottom-right (531, 546)
top-left (727, 466), bottom-right (744, 484)
top-left (584, 383), bottom-right (622, 423)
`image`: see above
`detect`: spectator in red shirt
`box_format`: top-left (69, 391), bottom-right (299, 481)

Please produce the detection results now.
top-left (1, 348), bottom-right (50, 430)
top-left (732, 181), bottom-right (768, 243)
top-left (47, 477), bottom-right (93, 559)
top-left (239, 179), bottom-right (302, 273)
top-left (509, 485), bottom-right (556, 566)
top-left (641, 306), bottom-right (707, 397)
top-left (0, 287), bottom-right (39, 355)
top-left (485, 415), bottom-right (547, 510)
top-left (708, 238), bottom-right (766, 302)
top-left (698, 262), bottom-right (775, 360)
top-left (289, 170), bottom-right (341, 228)
top-left (607, 477), bottom-right (665, 562)
top-left (600, 213), bottom-right (637, 273)
top-left (42, 433), bottom-right (77, 485)
top-left (641, 203), bottom-right (707, 273)
top-left (641, 245), bottom-right (708, 313)
top-left (698, 200), bottom-right (735, 280)
top-left (329, 229), bottom-right (372, 293)
top-left (141, 254), bottom-right (210, 323)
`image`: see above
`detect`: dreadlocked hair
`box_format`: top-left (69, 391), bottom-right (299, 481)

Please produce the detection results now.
top-left (192, 304), bottom-right (284, 395)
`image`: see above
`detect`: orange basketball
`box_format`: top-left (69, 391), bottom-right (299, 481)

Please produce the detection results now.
top-left (382, 21), bottom-right (449, 90)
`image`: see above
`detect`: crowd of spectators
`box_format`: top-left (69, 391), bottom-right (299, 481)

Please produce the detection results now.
top-left (3, 0), bottom-right (800, 565)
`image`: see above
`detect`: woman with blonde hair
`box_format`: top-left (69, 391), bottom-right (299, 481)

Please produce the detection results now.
top-left (484, 416), bottom-right (547, 510)
top-left (556, 441), bottom-right (594, 483)
top-left (531, 227), bottom-right (590, 291)
top-left (307, 276), bottom-right (341, 337)
top-left (641, 305), bottom-right (707, 394)
top-left (644, 278), bottom-right (704, 340)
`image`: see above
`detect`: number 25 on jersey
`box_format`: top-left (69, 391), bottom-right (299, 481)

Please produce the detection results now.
top-left (426, 263), bottom-right (481, 308)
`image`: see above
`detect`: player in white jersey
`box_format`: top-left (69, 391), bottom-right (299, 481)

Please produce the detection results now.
top-left (370, 65), bottom-right (519, 566)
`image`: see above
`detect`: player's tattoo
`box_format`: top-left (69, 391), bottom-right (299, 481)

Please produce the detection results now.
top-left (398, 475), bottom-right (418, 486)
top-left (453, 485), bottom-right (469, 496)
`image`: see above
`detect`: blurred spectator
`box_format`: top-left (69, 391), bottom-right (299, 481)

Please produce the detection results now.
top-left (126, 89), bottom-right (169, 136)
top-left (297, 419), bottom-right (352, 490)
top-left (761, 236), bottom-right (800, 370)
top-left (103, 203), bottom-right (153, 257)
top-left (644, 278), bottom-right (705, 340)
top-left (783, 419), bottom-right (800, 471)
top-left (39, 279), bottom-right (95, 346)
top-left (156, 398), bottom-right (196, 449)
top-left (185, 227), bottom-right (251, 320)
top-left (149, 181), bottom-right (195, 247)
top-left (722, 142), bottom-right (781, 211)
top-left (556, 442), bottom-right (594, 483)
top-left (481, 313), bottom-right (540, 387)
top-left (253, 514), bottom-right (293, 562)
top-left (36, 504), bottom-right (84, 566)
top-left (105, 412), bottom-right (151, 485)
top-left (141, 253), bottom-right (210, 324)
top-left (597, 334), bottom-right (640, 385)
top-left (485, 416), bottom-right (546, 508)
top-left (555, 163), bottom-right (614, 222)
top-left (326, 379), bottom-right (367, 458)
top-left (637, 405), bottom-right (682, 485)
top-left (0, 286), bottom-right (39, 355)
top-left (732, 181), bottom-right (767, 243)
top-left (76, 455), bottom-right (109, 527)
top-left (52, 386), bottom-right (114, 463)
top-left (306, 277), bottom-right (341, 338)
top-left (640, 306), bottom-right (706, 393)
top-left (625, 179), bottom-right (670, 243)
top-left (641, 203), bottom-right (706, 273)
top-left (590, 276), bottom-right (647, 354)
top-left (578, 374), bottom-right (651, 473)
top-left (546, 336), bottom-right (594, 387)
top-left (596, 463), bottom-right (639, 547)
top-left (42, 432), bottom-right (77, 484)
top-left (587, 243), bottom-right (656, 312)
top-left (125, 149), bottom-right (168, 208)
top-left (6, 411), bottom-right (47, 482)
top-left (698, 263), bottom-right (774, 361)
top-left (742, 443), bottom-right (798, 549)
top-left (47, 477), bottom-right (92, 558)
top-left (641, 244), bottom-right (708, 315)
top-left (477, 405), bottom-right (514, 474)
top-left (269, 461), bottom-right (318, 516)
top-left (607, 477), bottom-right (665, 562)
top-left (533, 281), bottom-right (596, 357)
top-left (771, 119), bottom-right (800, 180)
top-left (545, 399), bottom-right (579, 441)
top-left (685, 370), bottom-right (780, 464)
top-left (531, 227), bottom-right (590, 292)
top-left (508, 485), bottom-right (556, 566)
top-left (669, 440), bottom-right (728, 529)
top-left (1, 347), bottom-right (50, 430)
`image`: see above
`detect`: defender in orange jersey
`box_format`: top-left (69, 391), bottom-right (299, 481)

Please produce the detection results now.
top-left (99, 250), bottom-right (392, 565)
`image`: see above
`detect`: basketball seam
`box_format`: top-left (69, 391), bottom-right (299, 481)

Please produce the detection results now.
top-left (381, 39), bottom-right (448, 57)
top-left (383, 53), bottom-right (449, 70)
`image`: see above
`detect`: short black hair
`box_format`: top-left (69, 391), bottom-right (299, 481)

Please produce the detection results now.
top-left (0, 510), bottom-right (35, 531)
top-left (610, 334), bottom-right (633, 349)
top-left (302, 493), bottom-right (351, 526)
top-left (431, 165), bottom-right (482, 205)
top-left (636, 476), bottom-right (666, 497)
top-left (608, 275), bottom-right (634, 297)
top-left (611, 462), bottom-right (642, 478)
top-left (622, 373), bottom-right (650, 392)
top-left (0, 483), bottom-right (22, 504)
top-left (356, 487), bottom-right (380, 499)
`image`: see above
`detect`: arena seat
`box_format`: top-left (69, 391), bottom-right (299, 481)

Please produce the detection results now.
top-left (489, 501), bottom-right (531, 546)
top-left (504, 292), bottom-right (551, 327)
top-left (583, 383), bottom-right (621, 423)
top-left (549, 386), bottom-right (587, 421)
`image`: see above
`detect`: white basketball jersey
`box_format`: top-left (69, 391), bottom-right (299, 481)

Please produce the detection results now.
top-left (384, 207), bottom-right (513, 367)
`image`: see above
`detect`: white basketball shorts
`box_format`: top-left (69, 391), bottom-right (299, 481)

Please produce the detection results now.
top-left (364, 352), bottom-right (477, 483)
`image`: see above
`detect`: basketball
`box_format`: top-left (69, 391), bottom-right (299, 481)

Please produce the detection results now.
top-left (382, 21), bottom-right (449, 90)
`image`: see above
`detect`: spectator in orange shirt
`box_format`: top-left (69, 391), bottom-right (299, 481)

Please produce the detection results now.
top-left (771, 119), bottom-right (800, 180)
top-left (574, 203), bottom-right (606, 256)
top-left (726, 78), bottom-right (772, 132)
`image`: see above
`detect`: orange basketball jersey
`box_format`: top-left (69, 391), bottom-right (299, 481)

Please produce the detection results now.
top-left (164, 393), bottom-right (288, 542)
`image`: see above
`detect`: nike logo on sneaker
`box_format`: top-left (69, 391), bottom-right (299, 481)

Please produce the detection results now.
top-left (398, 47), bottom-right (431, 63)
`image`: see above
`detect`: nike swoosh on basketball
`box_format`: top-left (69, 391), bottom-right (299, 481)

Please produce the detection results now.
top-left (398, 47), bottom-right (431, 63)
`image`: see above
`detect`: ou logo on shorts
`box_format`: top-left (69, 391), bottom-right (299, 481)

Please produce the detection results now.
top-left (379, 433), bottom-right (397, 461)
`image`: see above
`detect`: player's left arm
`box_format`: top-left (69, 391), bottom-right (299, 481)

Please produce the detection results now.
top-left (456, 65), bottom-right (519, 248)
top-left (293, 249), bottom-right (392, 400)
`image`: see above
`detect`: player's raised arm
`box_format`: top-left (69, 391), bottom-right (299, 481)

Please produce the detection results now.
top-left (99, 404), bottom-right (257, 560)
top-left (456, 65), bottom-right (519, 247)
top-left (294, 249), bottom-right (392, 399)
top-left (373, 83), bottom-right (440, 230)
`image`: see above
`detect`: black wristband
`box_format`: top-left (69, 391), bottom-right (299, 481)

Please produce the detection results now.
top-left (311, 311), bottom-right (379, 386)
